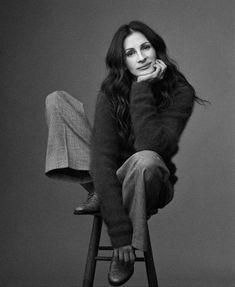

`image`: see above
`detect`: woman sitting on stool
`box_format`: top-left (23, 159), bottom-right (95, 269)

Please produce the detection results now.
top-left (45, 20), bottom-right (204, 286)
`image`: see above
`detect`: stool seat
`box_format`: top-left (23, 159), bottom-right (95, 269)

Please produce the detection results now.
top-left (75, 212), bottom-right (159, 287)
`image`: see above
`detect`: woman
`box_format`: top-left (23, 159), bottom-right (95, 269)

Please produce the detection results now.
top-left (45, 21), bottom-right (203, 286)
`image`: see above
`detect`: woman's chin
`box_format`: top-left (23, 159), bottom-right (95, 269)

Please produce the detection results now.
top-left (138, 67), bottom-right (155, 76)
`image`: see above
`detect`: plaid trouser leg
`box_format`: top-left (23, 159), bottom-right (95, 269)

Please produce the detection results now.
top-left (45, 91), bottom-right (92, 183)
top-left (116, 150), bottom-right (174, 251)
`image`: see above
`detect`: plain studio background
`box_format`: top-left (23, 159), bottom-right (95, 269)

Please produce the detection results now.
top-left (1, 1), bottom-right (234, 286)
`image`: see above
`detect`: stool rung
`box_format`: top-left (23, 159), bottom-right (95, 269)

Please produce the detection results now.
top-left (95, 256), bottom-right (112, 261)
top-left (99, 246), bottom-right (113, 250)
top-left (135, 257), bottom-right (145, 262)
top-left (95, 256), bottom-right (145, 262)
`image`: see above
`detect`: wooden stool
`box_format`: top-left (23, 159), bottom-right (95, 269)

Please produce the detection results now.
top-left (77, 214), bottom-right (159, 287)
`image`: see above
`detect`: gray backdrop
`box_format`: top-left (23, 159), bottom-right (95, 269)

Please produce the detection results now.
top-left (1, 0), bottom-right (234, 286)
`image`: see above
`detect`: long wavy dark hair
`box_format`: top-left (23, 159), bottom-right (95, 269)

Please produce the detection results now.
top-left (100, 20), bottom-right (206, 146)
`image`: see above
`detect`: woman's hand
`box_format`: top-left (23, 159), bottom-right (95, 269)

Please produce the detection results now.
top-left (137, 59), bottom-right (167, 83)
top-left (114, 245), bottom-right (136, 264)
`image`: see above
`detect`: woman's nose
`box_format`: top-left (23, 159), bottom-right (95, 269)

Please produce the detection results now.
top-left (137, 51), bottom-right (146, 62)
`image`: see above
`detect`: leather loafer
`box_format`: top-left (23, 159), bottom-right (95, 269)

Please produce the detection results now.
top-left (108, 256), bottom-right (134, 286)
top-left (73, 192), bottom-right (100, 215)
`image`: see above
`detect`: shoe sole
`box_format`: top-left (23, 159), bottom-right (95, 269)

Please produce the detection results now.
top-left (73, 209), bottom-right (100, 215)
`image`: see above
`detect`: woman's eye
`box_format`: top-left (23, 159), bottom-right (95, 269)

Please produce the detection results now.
top-left (142, 45), bottom-right (151, 50)
top-left (125, 50), bottom-right (135, 57)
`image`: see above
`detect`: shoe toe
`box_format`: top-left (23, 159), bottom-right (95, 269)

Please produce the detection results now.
top-left (108, 258), bottom-right (134, 286)
top-left (73, 193), bottom-right (100, 215)
top-left (73, 207), bottom-right (84, 214)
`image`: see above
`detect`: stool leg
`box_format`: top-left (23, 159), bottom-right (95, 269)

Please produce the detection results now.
top-left (82, 216), bottom-right (103, 287)
top-left (144, 225), bottom-right (159, 287)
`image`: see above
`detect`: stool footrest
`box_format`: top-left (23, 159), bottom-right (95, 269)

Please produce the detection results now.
top-left (99, 246), bottom-right (113, 250)
top-left (135, 257), bottom-right (145, 262)
top-left (95, 256), bottom-right (145, 262)
top-left (95, 256), bottom-right (112, 261)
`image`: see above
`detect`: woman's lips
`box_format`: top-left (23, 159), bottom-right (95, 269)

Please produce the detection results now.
top-left (138, 63), bottom-right (152, 70)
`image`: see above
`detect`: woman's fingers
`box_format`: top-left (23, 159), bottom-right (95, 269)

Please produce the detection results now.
top-left (118, 248), bottom-right (124, 261)
top-left (123, 251), bottom-right (130, 263)
top-left (152, 60), bottom-right (166, 78)
top-left (115, 245), bottom-right (135, 263)
top-left (113, 248), bottom-right (118, 259)
top-left (129, 249), bottom-right (136, 264)
top-left (155, 59), bottom-right (167, 78)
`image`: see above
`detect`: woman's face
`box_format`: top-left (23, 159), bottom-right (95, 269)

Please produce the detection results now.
top-left (123, 31), bottom-right (157, 77)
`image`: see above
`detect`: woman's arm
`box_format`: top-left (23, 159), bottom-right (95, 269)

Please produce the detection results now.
top-left (90, 92), bottom-right (133, 248)
top-left (130, 80), bottom-right (195, 159)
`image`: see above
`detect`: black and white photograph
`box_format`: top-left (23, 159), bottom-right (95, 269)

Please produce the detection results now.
top-left (1, 1), bottom-right (234, 286)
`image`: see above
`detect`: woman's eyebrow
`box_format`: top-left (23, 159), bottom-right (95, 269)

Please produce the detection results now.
top-left (140, 41), bottom-right (150, 46)
top-left (124, 47), bottom-right (134, 52)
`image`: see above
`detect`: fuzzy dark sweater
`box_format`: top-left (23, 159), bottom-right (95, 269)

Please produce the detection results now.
top-left (90, 79), bottom-right (194, 248)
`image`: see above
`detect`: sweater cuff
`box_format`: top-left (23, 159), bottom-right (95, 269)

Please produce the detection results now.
top-left (131, 80), bottom-right (152, 93)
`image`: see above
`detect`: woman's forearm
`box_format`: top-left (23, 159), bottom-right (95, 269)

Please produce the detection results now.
top-left (130, 80), bottom-right (195, 159)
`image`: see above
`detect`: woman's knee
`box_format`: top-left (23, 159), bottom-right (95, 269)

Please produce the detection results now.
top-left (45, 91), bottom-right (67, 112)
top-left (132, 150), bottom-right (170, 182)
top-left (45, 91), bottom-right (85, 117)
top-left (132, 150), bottom-right (161, 170)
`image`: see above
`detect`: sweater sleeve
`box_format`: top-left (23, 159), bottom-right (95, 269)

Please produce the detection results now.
top-left (90, 92), bottom-right (133, 248)
top-left (130, 80), bottom-right (195, 159)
